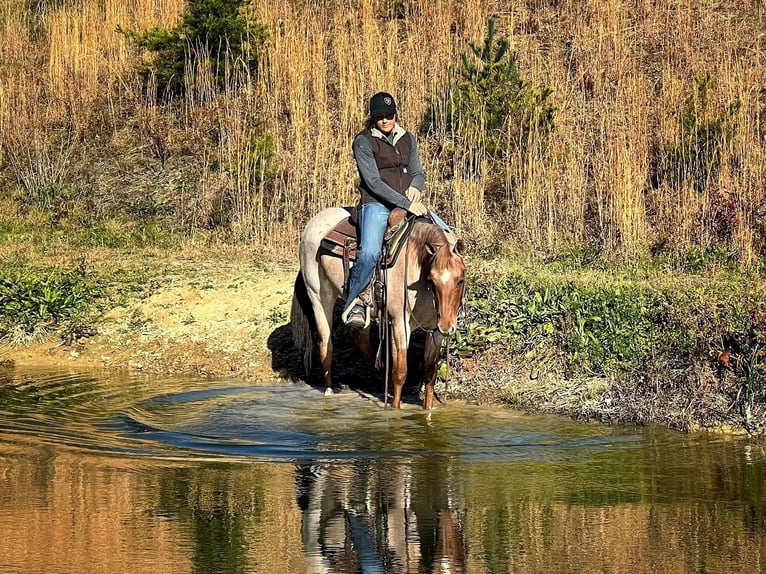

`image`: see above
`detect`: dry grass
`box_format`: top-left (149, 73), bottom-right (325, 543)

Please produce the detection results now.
top-left (1, 0), bottom-right (765, 260)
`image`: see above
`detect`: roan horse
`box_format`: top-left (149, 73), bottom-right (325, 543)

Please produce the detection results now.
top-left (291, 206), bottom-right (465, 409)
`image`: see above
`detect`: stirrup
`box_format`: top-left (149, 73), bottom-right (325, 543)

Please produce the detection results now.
top-left (342, 299), bottom-right (370, 329)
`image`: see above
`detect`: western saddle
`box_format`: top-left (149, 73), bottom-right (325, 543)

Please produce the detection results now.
top-left (319, 206), bottom-right (416, 300)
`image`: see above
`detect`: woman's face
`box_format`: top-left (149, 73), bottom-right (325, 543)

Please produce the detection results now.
top-left (373, 113), bottom-right (396, 134)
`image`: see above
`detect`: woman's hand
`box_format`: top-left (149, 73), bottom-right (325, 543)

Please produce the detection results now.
top-left (407, 200), bottom-right (428, 216)
top-left (406, 186), bottom-right (421, 202)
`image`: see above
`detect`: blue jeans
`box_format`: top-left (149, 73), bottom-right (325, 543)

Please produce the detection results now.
top-left (346, 202), bottom-right (390, 309)
top-left (344, 202), bottom-right (452, 310)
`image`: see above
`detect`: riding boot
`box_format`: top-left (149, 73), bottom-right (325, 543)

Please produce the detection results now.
top-left (359, 283), bottom-right (374, 309)
top-left (341, 297), bottom-right (370, 329)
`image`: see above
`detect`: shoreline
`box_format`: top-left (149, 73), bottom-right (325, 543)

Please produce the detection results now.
top-left (1, 251), bottom-right (763, 436)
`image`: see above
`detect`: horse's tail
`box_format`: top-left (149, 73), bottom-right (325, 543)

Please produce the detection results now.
top-left (290, 270), bottom-right (315, 375)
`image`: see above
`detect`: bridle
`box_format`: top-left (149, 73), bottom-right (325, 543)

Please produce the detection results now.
top-left (406, 238), bottom-right (466, 396)
top-left (428, 253), bottom-right (466, 396)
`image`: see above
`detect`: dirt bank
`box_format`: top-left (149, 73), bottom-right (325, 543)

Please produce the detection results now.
top-left (0, 249), bottom-right (507, 408)
top-left (0, 256), bottom-right (303, 383)
top-left (0, 252), bottom-right (449, 406)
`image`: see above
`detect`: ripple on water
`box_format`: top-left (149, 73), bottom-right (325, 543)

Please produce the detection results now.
top-left (118, 384), bottom-right (642, 463)
top-left (0, 367), bottom-right (641, 463)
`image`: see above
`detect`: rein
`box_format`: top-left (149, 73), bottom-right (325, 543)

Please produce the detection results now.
top-left (402, 224), bottom-right (446, 336)
top-left (381, 243), bottom-right (390, 408)
top-left (407, 232), bottom-right (467, 401)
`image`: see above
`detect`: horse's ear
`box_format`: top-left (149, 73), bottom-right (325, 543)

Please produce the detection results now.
top-left (454, 239), bottom-right (464, 255)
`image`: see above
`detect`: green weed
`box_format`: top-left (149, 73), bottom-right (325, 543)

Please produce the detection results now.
top-left (73, 219), bottom-right (171, 248)
top-left (0, 262), bottom-right (101, 342)
top-left (455, 263), bottom-right (766, 389)
top-left (456, 272), bottom-right (663, 376)
top-left (266, 307), bottom-right (287, 325)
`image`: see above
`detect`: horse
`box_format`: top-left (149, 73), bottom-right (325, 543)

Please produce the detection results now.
top-left (290, 206), bottom-right (465, 409)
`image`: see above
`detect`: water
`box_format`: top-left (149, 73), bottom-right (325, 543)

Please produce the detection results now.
top-left (0, 365), bottom-right (765, 573)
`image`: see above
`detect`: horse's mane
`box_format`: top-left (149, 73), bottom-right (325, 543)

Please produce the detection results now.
top-left (409, 219), bottom-right (457, 268)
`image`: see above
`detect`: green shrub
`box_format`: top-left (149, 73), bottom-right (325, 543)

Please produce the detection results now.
top-left (458, 273), bottom-right (664, 376)
top-left (0, 262), bottom-right (101, 341)
top-left (421, 18), bottom-right (555, 160)
top-left (452, 263), bottom-right (766, 427)
top-left (120, 0), bottom-right (268, 98)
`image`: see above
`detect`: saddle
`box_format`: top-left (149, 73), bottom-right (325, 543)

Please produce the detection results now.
top-left (319, 207), bottom-right (416, 295)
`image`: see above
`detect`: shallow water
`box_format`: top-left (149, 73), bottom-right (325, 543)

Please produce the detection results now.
top-left (1, 366), bottom-right (765, 573)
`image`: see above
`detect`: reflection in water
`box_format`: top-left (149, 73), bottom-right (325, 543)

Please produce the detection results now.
top-left (295, 460), bottom-right (466, 573)
top-left (0, 366), bottom-right (765, 573)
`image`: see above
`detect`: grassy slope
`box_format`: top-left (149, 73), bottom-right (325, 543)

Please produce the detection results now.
top-left (454, 253), bottom-right (766, 433)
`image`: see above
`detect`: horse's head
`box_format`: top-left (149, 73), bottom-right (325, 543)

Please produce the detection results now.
top-left (425, 237), bottom-right (465, 336)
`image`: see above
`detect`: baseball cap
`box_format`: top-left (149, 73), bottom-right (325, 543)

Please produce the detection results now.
top-left (369, 92), bottom-right (397, 116)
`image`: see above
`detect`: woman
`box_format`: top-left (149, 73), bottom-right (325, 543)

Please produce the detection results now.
top-left (341, 91), bottom-right (449, 329)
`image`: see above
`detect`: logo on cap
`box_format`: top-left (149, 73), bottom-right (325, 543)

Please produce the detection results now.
top-left (384, 97), bottom-right (393, 105)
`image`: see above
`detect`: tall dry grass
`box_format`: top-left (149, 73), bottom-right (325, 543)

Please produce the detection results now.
top-left (1, 0), bottom-right (765, 260)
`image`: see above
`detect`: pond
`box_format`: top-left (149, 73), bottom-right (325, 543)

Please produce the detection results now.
top-left (0, 365), bottom-right (765, 573)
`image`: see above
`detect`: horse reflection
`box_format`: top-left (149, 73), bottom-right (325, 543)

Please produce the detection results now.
top-left (295, 460), bottom-right (465, 573)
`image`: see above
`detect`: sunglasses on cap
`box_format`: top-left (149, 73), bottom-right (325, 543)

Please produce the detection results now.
top-left (372, 113), bottom-right (396, 121)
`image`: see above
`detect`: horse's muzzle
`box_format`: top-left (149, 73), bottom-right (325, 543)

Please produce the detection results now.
top-left (439, 324), bottom-right (457, 336)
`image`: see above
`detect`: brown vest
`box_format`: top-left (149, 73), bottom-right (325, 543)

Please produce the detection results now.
top-left (358, 128), bottom-right (413, 206)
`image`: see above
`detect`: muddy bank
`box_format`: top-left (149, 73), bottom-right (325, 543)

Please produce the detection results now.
top-left (1, 257), bottom-right (300, 382)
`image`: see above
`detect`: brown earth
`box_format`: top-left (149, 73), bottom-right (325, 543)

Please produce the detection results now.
top-left (0, 248), bottom-right (494, 406)
top-left (0, 255), bottom-right (305, 383)
top-left (0, 250), bottom-right (467, 407)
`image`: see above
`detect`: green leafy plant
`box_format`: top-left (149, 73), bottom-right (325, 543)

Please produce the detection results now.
top-left (450, 262), bottom-right (766, 432)
top-left (660, 246), bottom-right (740, 274)
top-left (0, 263), bottom-right (101, 342)
top-left (120, 0), bottom-right (268, 98)
top-left (454, 271), bottom-right (669, 376)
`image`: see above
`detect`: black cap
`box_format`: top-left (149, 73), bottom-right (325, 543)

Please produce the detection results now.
top-left (369, 92), bottom-right (397, 116)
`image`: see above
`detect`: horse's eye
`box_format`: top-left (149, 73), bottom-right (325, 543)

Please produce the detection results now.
top-left (457, 278), bottom-right (465, 286)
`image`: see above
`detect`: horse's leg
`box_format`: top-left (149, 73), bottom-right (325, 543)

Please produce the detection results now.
top-left (423, 331), bottom-right (444, 410)
top-left (298, 206), bottom-right (353, 396)
top-left (352, 326), bottom-right (389, 395)
top-left (351, 326), bottom-right (376, 364)
top-left (390, 319), bottom-right (409, 409)
top-left (311, 289), bottom-right (337, 396)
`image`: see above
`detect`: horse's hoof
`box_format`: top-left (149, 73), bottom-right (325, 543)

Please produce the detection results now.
top-left (324, 387), bottom-right (334, 397)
